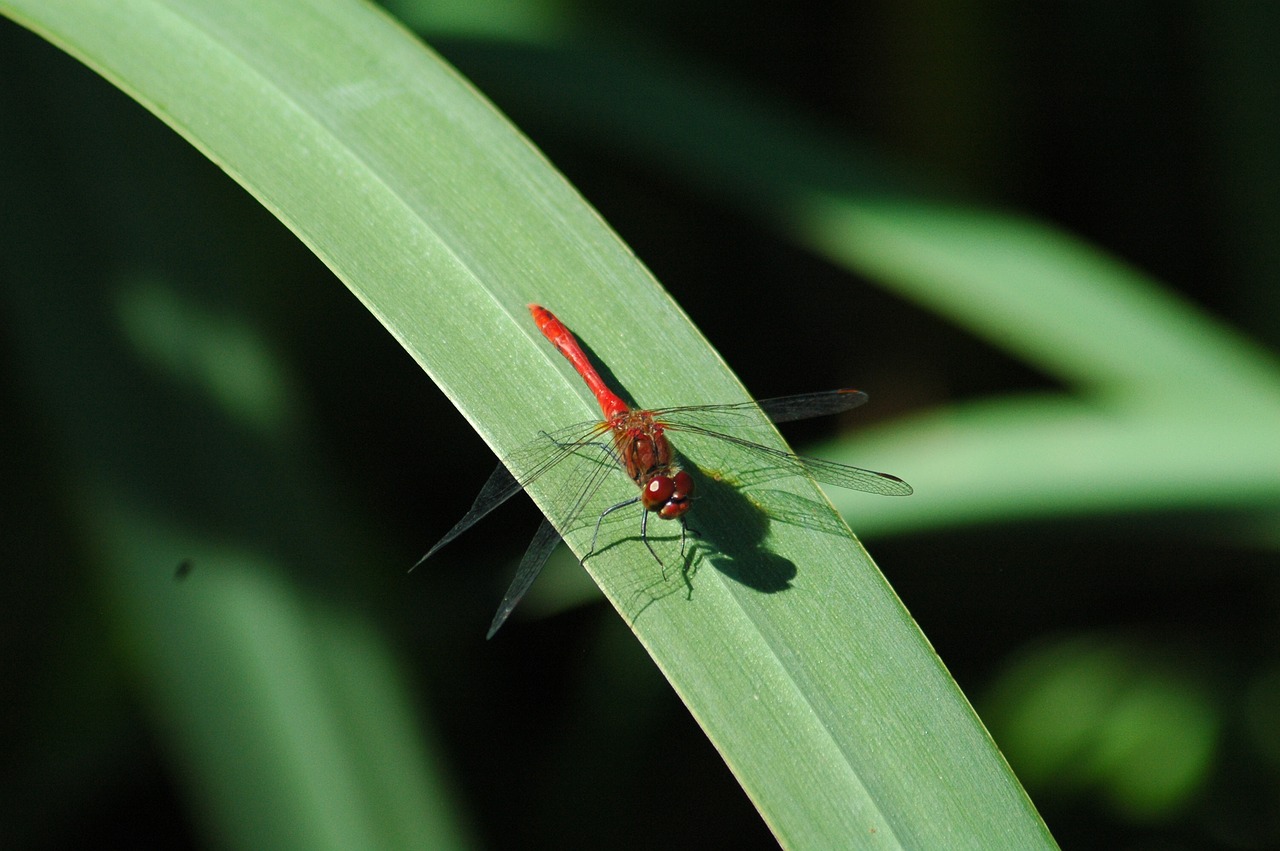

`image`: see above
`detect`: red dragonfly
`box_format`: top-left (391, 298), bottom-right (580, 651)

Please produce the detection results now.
top-left (419, 304), bottom-right (912, 638)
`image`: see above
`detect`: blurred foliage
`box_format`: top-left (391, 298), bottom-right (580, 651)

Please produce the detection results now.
top-left (4, 1), bottom-right (1280, 849)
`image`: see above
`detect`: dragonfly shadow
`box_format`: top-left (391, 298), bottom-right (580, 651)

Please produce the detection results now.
top-left (689, 453), bottom-right (870, 591)
top-left (585, 454), bottom-right (857, 622)
top-left (579, 458), bottom-right (797, 622)
top-left (686, 463), bottom-right (798, 594)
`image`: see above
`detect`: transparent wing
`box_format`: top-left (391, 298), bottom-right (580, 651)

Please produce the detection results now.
top-left (486, 517), bottom-right (563, 639)
top-left (411, 418), bottom-right (611, 570)
top-left (653, 388), bottom-right (869, 427)
top-left (669, 422), bottom-right (912, 496)
top-left (656, 390), bottom-right (911, 497)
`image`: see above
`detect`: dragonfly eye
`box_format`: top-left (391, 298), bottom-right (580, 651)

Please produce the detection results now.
top-left (648, 471), bottom-right (694, 519)
top-left (663, 471), bottom-right (694, 518)
top-left (642, 476), bottom-right (675, 511)
top-left (672, 471), bottom-right (694, 502)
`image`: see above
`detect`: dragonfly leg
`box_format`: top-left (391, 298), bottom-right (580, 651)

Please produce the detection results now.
top-left (639, 508), bottom-right (666, 574)
top-left (588, 495), bottom-right (641, 559)
top-left (542, 431), bottom-right (621, 466)
top-left (679, 519), bottom-right (705, 553)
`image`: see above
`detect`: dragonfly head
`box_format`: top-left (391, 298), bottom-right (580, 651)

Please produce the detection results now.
top-left (643, 470), bottom-right (694, 520)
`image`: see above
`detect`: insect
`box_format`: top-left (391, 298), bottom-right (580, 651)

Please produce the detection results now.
top-left (419, 305), bottom-right (911, 637)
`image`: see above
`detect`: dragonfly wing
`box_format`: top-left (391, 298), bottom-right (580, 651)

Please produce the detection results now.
top-left (786, 452), bottom-right (913, 496)
top-left (655, 389), bottom-right (869, 430)
top-left (670, 424), bottom-right (912, 496)
top-left (756, 389), bottom-right (868, 424)
top-left (486, 517), bottom-right (564, 639)
top-left (411, 463), bottom-right (523, 570)
top-left (482, 440), bottom-right (622, 636)
top-left (658, 390), bottom-right (908, 495)
top-left (412, 421), bottom-right (611, 570)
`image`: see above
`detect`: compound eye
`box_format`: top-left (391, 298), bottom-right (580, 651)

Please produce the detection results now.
top-left (672, 471), bottom-right (694, 501)
top-left (657, 471), bottom-right (694, 519)
top-left (643, 476), bottom-right (675, 510)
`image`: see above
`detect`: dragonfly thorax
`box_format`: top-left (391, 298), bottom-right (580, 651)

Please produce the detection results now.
top-left (611, 412), bottom-right (672, 483)
top-left (609, 410), bottom-right (693, 519)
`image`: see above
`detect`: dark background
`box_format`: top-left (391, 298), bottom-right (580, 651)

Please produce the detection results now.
top-left (3, 2), bottom-right (1279, 848)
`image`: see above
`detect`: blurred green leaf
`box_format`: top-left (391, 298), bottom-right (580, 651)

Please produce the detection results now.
top-left (983, 634), bottom-right (1218, 822)
top-left (441, 41), bottom-right (1280, 537)
top-left (800, 200), bottom-right (1280, 535)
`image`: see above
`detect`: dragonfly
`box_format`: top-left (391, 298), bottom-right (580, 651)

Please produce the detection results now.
top-left (417, 304), bottom-right (912, 638)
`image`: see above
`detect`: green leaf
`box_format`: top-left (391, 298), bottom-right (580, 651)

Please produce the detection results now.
top-left (2, 1), bottom-right (1053, 848)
